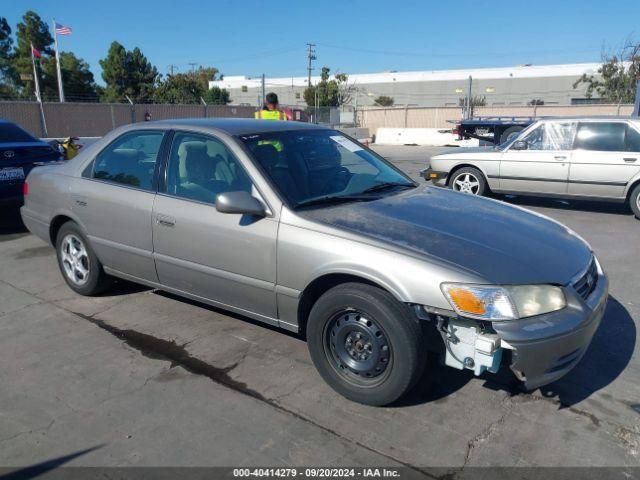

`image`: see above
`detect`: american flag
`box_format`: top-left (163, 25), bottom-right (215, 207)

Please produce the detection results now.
top-left (55, 22), bottom-right (72, 35)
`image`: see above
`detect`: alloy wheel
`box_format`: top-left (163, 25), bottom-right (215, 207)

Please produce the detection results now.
top-left (453, 173), bottom-right (481, 194)
top-left (60, 234), bottom-right (90, 286)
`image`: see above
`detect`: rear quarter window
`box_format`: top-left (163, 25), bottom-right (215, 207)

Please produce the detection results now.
top-left (574, 122), bottom-right (626, 152)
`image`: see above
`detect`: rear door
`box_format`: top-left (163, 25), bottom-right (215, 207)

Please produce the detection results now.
top-left (71, 129), bottom-right (165, 282)
top-left (568, 121), bottom-right (640, 199)
top-left (499, 121), bottom-right (576, 194)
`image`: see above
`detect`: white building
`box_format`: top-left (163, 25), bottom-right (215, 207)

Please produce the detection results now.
top-left (210, 63), bottom-right (602, 108)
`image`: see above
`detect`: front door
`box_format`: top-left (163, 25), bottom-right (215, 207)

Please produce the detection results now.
top-left (568, 121), bottom-right (640, 199)
top-left (72, 129), bottom-right (165, 282)
top-left (152, 131), bottom-right (279, 322)
top-left (499, 121), bottom-right (576, 194)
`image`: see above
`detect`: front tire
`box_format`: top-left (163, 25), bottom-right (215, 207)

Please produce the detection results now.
top-left (307, 283), bottom-right (426, 406)
top-left (449, 167), bottom-right (488, 196)
top-left (56, 221), bottom-right (112, 296)
top-left (630, 183), bottom-right (640, 220)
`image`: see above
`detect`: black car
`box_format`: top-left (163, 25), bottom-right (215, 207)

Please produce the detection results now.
top-left (0, 119), bottom-right (61, 215)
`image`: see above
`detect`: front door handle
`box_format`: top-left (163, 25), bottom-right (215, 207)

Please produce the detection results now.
top-left (623, 157), bottom-right (638, 163)
top-left (554, 155), bottom-right (567, 161)
top-left (156, 215), bottom-right (175, 227)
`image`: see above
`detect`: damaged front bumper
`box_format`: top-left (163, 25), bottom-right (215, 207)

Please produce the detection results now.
top-left (418, 264), bottom-right (608, 390)
top-left (492, 268), bottom-right (608, 390)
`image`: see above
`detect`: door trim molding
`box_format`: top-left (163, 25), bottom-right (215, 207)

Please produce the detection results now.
top-left (488, 174), bottom-right (627, 186)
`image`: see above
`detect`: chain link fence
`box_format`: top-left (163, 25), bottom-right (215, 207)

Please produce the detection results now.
top-left (0, 101), bottom-right (257, 138)
top-left (0, 101), bottom-right (356, 138)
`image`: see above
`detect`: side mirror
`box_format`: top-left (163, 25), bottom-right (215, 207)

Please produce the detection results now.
top-left (215, 191), bottom-right (266, 217)
top-left (512, 140), bottom-right (528, 150)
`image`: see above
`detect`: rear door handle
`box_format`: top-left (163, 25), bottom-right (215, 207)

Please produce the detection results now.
top-left (623, 157), bottom-right (638, 163)
top-left (156, 215), bottom-right (175, 227)
top-left (554, 155), bottom-right (567, 161)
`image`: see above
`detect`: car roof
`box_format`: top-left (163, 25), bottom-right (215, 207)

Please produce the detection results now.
top-left (146, 118), bottom-right (326, 135)
top-left (537, 116), bottom-right (639, 122)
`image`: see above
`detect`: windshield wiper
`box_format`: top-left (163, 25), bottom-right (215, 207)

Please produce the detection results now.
top-left (295, 194), bottom-right (376, 209)
top-left (360, 181), bottom-right (416, 194)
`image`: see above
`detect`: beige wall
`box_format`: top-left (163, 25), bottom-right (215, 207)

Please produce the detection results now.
top-left (358, 104), bottom-right (635, 136)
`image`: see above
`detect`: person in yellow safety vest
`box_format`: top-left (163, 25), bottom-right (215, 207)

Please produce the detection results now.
top-left (254, 92), bottom-right (288, 121)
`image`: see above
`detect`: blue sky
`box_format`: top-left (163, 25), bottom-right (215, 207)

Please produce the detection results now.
top-left (4, 0), bottom-right (640, 84)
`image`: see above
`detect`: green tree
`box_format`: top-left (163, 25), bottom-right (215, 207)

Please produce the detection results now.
top-left (14, 11), bottom-right (55, 99)
top-left (203, 86), bottom-right (231, 105)
top-left (573, 41), bottom-right (640, 103)
top-left (374, 95), bottom-right (394, 106)
top-left (195, 66), bottom-right (219, 90)
top-left (42, 52), bottom-right (99, 101)
top-left (153, 73), bottom-right (202, 104)
top-left (100, 41), bottom-right (158, 102)
top-left (0, 17), bottom-right (17, 98)
top-left (15, 10), bottom-right (53, 58)
top-left (303, 67), bottom-right (341, 107)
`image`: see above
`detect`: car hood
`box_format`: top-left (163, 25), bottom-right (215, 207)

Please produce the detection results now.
top-left (433, 146), bottom-right (499, 157)
top-left (300, 186), bottom-right (592, 285)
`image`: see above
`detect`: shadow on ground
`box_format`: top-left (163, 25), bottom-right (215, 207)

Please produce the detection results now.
top-left (47, 249), bottom-right (636, 410)
top-left (538, 296), bottom-right (636, 407)
top-left (0, 212), bottom-right (27, 236)
top-left (500, 194), bottom-right (633, 216)
top-left (0, 446), bottom-right (102, 480)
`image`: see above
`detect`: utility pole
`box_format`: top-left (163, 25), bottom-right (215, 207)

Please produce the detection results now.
top-left (633, 76), bottom-right (640, 118)
top-left (306, 43), bottom-right (316, 88)
top-left (167, 64), bottom-right (178, 75)
top-left (261, 73), bottom-right (266, 106)
top-left (188, 63), bottom-right (198, 74)
top-left (464, 75), bottom-right (473, 119)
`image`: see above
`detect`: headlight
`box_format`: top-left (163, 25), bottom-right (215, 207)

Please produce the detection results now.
top-left (441, 283), bottom-right (566, 321)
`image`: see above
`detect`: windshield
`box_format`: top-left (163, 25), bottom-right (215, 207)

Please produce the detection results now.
top-left (239, 129), bottom-right (415, 207)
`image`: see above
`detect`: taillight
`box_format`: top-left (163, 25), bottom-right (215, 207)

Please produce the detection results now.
top-left (23, 181), bottom-right (29, 196)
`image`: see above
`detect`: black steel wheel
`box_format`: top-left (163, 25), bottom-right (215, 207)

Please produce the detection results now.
top-left (324, 309), bottom-right (392, 386)
top-left (307, 282), bottom-right (426, 406)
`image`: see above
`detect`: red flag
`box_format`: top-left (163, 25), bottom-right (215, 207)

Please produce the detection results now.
top-left (31, 45), bottom-right (41, 58)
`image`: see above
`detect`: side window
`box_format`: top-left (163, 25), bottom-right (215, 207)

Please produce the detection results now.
top-left (165, 132), bottom-right (252, 204)
top-left (93, 131), bottom-right (164, 190)
top-left (574, 123), bottom-right (626, 152)
top-left (626, 125), bottom-right (640, 152)
top-left (520, 122), bottom-right (575, 151)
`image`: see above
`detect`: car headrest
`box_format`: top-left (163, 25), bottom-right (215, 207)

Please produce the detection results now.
top-left (178, 141), bottom-right (207, 157)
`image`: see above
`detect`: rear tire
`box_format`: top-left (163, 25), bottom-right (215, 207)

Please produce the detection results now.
top-left (500, 126), bottom-right (524, 144)
top-left (306, 283), bottom-right (426, 406)
top-left (449, 167), bottom-right (488, 196)
top-left (55, 221), bottom-right (113, 296)
top-left (630, 183), bottom-right (640, 220)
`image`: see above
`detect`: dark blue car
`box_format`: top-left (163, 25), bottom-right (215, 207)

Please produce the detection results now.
top-left (0, 119), bottom-right (61, 214)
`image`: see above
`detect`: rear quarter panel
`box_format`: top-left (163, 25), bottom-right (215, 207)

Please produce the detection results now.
top-left (21, 166), bottom-right (74, 244)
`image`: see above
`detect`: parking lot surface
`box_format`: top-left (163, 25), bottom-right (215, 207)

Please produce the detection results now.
top-left (0, 146), bottom-right (638, 470)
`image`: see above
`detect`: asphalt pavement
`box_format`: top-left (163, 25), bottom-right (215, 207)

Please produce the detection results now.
top-left (0, 145), bottom-right (638, 471)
